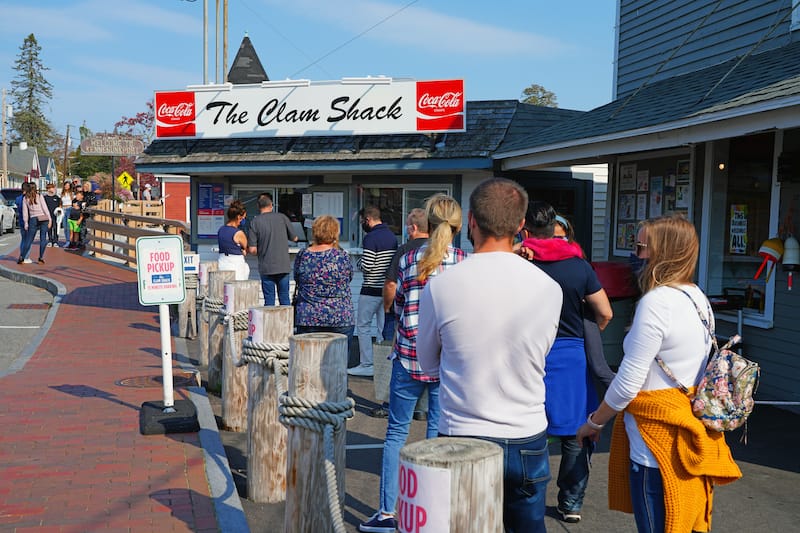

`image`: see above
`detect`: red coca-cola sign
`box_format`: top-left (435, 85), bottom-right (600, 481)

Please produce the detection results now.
top-left (416, 80), bottom-right (464, 132)
top-left (155, 91), bottom-right (196, 138)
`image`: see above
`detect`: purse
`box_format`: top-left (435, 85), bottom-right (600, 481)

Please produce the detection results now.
top-left (655, 287), bottom-right (760, 435)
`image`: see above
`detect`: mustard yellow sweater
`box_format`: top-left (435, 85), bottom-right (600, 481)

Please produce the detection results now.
top-left (608, 387), bottom-right (742, 533)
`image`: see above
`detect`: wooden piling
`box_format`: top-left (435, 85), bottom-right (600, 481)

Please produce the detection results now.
top-left (221, 279), bottom-right (260, 432)
top-left (198, 261), bottom-right (219, 366)
top-left (399, 437), bottom-right (503, 533)
top-left (246, 306), bottom-right (294, 503)
top-left (206, 269), bottom-right (235, 391)
top-left (284, 332), bottom-right (349, 533)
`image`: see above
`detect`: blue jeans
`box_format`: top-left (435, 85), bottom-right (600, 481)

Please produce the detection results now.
top-left (63, 206), bottom-right (72, 242)
top-left (630, 461), bottom-right (665, 533)
top-left (260, 273), bottom-right (290, 306)
top-left (356, 294), bottom-right (385, 366)
top-left (379, 359), bottom-right (439, 515)
top-left (465, 431), bottom-right (550, 533)
top-left (555, 436), bottom-right (591, 512)
top-left (20, 217), bottom-right (48, 261)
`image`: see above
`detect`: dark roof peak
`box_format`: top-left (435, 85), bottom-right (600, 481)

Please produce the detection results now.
top-left (228, 35), bottom-right (269, 84)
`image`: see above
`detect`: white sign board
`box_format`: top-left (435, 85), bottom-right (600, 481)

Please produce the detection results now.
top-left (183, 252), bottom-right (199, 274)
top-left (136, 236), bottom-right (186, 305)
top-left (154, 79), bottom-right (465, 139)
top-left (397, 460), bottom-right (451, 533)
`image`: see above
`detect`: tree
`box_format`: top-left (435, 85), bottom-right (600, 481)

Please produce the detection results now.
top-left (10, 34), bottom-right (57, 155)
top-left (520, 83), bottom-right (558, 107)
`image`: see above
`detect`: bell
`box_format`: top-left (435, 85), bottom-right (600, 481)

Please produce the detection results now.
top-left (782, 235), bottom-right (800, 290)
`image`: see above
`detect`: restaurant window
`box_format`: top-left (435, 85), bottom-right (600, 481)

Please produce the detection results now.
top-left (704, 133), bottom-right (776, 322)
top-left (361, 185), bottom-right (451, 241)
top-left (612, 151), bottom-right (693, 256)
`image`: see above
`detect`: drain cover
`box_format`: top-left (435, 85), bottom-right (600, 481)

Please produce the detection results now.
top-left (116, 371), bottom-right (199, 388)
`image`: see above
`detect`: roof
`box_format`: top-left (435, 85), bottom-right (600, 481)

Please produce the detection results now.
top-left (137, 100), bottom-right (582, 173)
top-left (227, 36), bottom-right (269, 85)
top-left (496, 39), bottom-right (800, 158)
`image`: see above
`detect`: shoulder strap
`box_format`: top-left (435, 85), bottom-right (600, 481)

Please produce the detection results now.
top-left (653, 286), bottom-right (717, 394)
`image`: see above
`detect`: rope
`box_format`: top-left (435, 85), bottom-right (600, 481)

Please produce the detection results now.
top-left (201, 296), bottom-right (225, 323)
top-left (279, 393), bottom-right (355, 533)
top-left (184, 273), bottom-right (199, 290)
top-left (224, 310), bottom-right (251, 366)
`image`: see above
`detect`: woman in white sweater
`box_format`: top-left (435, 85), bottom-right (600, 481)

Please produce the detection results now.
top-left (577, 215), bottom-right (740, 533)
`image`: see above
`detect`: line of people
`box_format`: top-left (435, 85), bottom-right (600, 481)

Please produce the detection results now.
top-left (354, 177), bottom-right (740, 533)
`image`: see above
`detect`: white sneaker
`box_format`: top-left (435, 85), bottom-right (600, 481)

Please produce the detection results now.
top-left (347, 363), bottom-right (374, 377)
top-left (22, 258), bottom-right (33, 264)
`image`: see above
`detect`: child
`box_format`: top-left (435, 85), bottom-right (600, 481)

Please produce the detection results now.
top-left (67, 191), bottom-right (85, 250)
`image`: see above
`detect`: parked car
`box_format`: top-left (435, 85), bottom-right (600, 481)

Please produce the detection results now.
top-left (0, 192), bottom-right (17, 233)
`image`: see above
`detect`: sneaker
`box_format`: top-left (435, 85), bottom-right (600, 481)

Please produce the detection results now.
top-left (37, 258), bottom-right (45, 264)
top-left (412, 410), bottom-right (427, 421)
top-left (370, 404), bottom-right (389, 418)
top-left (22, 258), bottom-right (33, 264)
top-left (557, 506), bottom-right (581, 523)
top-left (358, 512), bottom-right (397, 533)
top-left (17, 258), bottom-right (23, 264)
top-left (347, 363), bottom-right (374, 377)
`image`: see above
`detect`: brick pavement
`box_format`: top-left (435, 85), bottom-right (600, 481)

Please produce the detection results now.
top-left (0, 247), bottom-right (221, 532)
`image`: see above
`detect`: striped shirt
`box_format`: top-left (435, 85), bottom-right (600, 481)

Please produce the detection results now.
top-left (358, 223), bottom-right (397, 296)
top-left (392, 244), bottom-right (467, 381)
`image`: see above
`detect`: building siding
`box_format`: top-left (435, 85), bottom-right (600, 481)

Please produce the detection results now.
top-left (616, 0), bottom-right (795, 99)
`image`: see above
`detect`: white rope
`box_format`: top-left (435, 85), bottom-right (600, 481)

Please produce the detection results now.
top-left (224, 310), bottom-right (250, 366)
top-left (184, 273), bottom-right (199, 290)
top-left (279, 393), bottom-right (355, 533)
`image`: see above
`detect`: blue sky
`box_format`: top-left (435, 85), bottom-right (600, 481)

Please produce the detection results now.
top-left (0, 0), bottom-right (617, 141)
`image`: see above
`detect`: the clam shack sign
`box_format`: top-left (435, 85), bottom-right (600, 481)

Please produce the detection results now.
top-left (154, 78), bottom-right (465, 139)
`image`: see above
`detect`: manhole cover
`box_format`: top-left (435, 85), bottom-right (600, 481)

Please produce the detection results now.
top-left (116, 371), bottom-right (199, 388)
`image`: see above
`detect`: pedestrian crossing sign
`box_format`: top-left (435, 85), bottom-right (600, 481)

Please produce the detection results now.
top-left (117, 171), bottom-right (134, 190)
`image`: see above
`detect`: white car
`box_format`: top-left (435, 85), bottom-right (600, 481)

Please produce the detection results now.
top-left (0, 192), bottom-right (17, 233)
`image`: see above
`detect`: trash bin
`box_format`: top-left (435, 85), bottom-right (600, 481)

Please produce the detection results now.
top-left (591, 261), bottom-right (639, 367)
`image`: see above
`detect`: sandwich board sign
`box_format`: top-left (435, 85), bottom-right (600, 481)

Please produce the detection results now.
top-left (136, 235), bottom-right (186, 306)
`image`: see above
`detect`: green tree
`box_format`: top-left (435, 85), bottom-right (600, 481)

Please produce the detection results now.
top-left (10, 33), bottom-right (56, 155)
top-left (520, 83), bottom-right (558, 107)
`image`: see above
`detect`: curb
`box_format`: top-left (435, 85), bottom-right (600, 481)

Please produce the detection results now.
top-left (0, 259), bottom-right (250, 532)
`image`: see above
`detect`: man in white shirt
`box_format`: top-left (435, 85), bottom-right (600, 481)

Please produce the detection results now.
top-left (417, 177), bottom-right (562, 533)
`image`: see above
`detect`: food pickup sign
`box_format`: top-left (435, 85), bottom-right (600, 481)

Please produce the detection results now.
top-left (136, 236), bottom-right (186, 306)
top-left (154, 78), bottom-right (465, 139)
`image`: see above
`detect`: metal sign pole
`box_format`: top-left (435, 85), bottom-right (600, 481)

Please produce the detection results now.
top-left (159, 303), bottom-right (176, 411)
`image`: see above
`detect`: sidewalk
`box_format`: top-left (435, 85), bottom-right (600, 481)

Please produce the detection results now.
top-left (0, 245), bottom-right (246, 532)
top-left (1, 241), bottom-right (799, 532)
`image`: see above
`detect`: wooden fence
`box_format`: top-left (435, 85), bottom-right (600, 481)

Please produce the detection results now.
top-left (84, 200), bottom-right (190, 265)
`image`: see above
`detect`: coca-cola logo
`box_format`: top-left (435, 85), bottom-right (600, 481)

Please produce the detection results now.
top-left (155, 91), bottom-right (197, 138)
top-left (418, 91), bottom-right (462, 110)
top-left (158, 102), bottom-right (194, 122)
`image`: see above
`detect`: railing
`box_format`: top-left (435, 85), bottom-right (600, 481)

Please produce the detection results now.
top-left (83, 205), bottom-right (190, 266)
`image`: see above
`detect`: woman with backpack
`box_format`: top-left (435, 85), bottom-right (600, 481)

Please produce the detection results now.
top-left (576, 214), bottom-right (741, 533)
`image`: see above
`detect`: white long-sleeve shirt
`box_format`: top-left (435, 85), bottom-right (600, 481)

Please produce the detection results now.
top-left (605, 283), bottom-right (713, 466)
top-left (417, 252), bottom-right (563, 439)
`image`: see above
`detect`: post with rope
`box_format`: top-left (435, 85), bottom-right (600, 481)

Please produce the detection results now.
top-left (206, 269), bottom-right (235, 391)
top-left (197, 261), bottom-right (219, 366)
top-left (283, 332), bottom-right (354, 533)
top-left (177, 252), bottom-right (199, 339)
top-left (221, 279), bottom-right (260, 432)
top-left (241, 306), bottom-right (293, 503)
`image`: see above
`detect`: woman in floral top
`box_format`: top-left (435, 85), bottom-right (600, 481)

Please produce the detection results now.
top-left (293, 216), bottom-right (354, 346)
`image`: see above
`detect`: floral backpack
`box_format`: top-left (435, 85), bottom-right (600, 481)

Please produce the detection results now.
top-left (655, 288), bottom-right (760, 434)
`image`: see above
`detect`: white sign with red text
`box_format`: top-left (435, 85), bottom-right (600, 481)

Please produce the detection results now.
top-left (136, 236), bottom-right (186, 306)
top-left (154, 79), bottom-right (465, 139)
top-left (396, 460), bottom-right (451, 533)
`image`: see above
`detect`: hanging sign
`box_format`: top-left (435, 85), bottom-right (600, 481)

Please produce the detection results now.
top-left (154, 78), bottom-right (465, 139)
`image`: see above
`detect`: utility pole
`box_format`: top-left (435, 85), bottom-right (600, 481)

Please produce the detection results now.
top-left (203, 0), bottom-right (208, 84)
top-left (223, 0), bottom-right (228, 82)
top-left (62, 124), bottom-right (70, 185)
top-left (1, 88), bottom-right (7, 189)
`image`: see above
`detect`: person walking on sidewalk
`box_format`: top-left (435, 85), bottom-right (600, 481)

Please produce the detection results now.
top-left (15, 182), bottom-right (32, 262)
top-left (349, 206), bottom-right (397, 377)
top-left (247, 192), bottom-right (299, 305)
top-left (60, 181), bottom-right (73, 246)
top-left (19, 183), bottom-right (52, 265)
top-left (43, 183), bottom-right (62, 248)
top-left (358, 195), bottom-right (466, 533)
top-left (417, 178), bottom-right (563, 533)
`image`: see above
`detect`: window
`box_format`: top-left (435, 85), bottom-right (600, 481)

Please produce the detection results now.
top-left (361, 185), bottom-right (451, 242)
top-left (704, 133), bottom-right (775, 322)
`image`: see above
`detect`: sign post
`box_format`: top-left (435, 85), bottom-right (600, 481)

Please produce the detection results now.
top-left (135, 235), bottom-right (198, 434)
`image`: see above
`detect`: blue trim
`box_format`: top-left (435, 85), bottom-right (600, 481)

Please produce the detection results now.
top-left (135, 157), bottom-right (491, 174)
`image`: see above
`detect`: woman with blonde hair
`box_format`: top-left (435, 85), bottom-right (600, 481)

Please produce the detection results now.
top-left (359, 193), bottom-right (467, 533)
top-left (577, 214), bottom-right (741, 533)
top-left (293, 215), bottom-right (354, 343)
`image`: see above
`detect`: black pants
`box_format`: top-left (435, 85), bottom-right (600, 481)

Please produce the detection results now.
top-left (47, 216), bottom-right (59, 244)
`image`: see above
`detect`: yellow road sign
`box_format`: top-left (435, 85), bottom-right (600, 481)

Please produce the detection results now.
top-left (117, 171), bottom-right (134, 190)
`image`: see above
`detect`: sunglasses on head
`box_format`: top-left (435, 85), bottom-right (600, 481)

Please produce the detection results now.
top-left (635, 242), bottom-right (648, 255)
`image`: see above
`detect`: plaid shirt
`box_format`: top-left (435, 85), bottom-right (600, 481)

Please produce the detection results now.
top-left (391, 244), bottom-right (467, 381)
